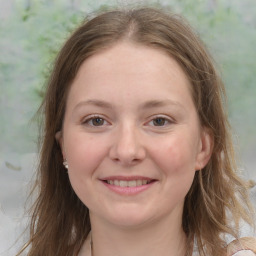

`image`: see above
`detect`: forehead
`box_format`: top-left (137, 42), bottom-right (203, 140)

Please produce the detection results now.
top-left (66, 42), bottom-right (194, 111)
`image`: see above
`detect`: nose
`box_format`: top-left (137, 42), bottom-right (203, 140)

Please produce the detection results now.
top-left (109, 124), bottom-right (146, 166)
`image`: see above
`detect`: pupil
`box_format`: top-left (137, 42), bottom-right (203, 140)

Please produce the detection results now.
top-left (153, 118), bottom-right (165, 126)
top-left (93, 118), bottom-right (103, 126)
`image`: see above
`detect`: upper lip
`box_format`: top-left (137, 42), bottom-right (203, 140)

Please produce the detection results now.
top-left (100, 176), bottom-right (156, 181)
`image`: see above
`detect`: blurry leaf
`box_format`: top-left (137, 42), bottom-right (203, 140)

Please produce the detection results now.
top-left (5, 162), bottom-right (21, 171)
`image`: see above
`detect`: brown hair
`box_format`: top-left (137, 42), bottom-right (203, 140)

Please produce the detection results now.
top-left (17, 7), bottom-right (254, 256)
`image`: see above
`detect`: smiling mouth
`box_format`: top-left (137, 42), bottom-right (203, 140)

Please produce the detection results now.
top-left (103, 179), bottom-right (155, 187)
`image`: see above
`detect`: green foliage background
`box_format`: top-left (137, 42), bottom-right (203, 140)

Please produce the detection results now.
top-left (0, 0), bottom-right (255, 175)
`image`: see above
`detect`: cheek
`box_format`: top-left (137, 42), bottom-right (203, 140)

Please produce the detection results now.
top-left (153, 137), bottom-right (198, 174)
top-left (148, 137), bottom-right (197, 210)
top-left (64, 133), bottom-right (108, 175)
top-left (149, 131), bottom-right (200, 200)
top-left (64, 134), bottom-right (109, 206)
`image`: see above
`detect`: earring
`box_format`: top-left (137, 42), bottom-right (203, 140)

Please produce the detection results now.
top-left (63, 159), bottom-right (68, 169)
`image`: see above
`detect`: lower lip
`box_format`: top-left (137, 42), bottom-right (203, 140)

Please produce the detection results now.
top-left (101, 181), bottom-right (156, 195)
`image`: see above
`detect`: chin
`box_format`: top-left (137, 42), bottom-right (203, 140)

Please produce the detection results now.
top-left (104, 208), bottom-right (157, 229)
top-left (109, 217), bottom-right (152, 229)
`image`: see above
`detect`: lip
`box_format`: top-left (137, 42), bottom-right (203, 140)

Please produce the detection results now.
top-left (101, 175), bottom-right (154, 181)
top-left (100, 176), bottom-right (157, 196)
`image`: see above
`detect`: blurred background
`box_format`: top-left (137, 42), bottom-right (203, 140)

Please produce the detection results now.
top-left (0, 0), bottom-right (255, 255)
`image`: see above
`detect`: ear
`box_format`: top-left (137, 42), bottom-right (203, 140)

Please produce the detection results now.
top-left (55, 131), bottom-right (65, 158)
top-left (195, 127), bottom-right (213, 170)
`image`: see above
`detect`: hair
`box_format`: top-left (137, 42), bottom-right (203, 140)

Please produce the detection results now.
top-left (17, 7), bottom-right (254, 256)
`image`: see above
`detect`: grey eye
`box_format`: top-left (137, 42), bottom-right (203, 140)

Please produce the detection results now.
top-left (152, 118), bottom-right (167, 126)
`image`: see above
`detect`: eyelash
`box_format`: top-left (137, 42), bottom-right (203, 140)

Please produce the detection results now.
top-left (81, 115), bottom-right (174, 128)
top-left (147, 116), bottom-right (174, 127)
top-left (82, 115), bottom-right (110, 127)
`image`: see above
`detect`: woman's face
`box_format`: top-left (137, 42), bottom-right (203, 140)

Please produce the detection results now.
top-left (58, 42), bottom-right (212, 228)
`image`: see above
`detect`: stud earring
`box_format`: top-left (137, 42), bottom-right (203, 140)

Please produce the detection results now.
top-left (63, 159), bottom-right (68, 169)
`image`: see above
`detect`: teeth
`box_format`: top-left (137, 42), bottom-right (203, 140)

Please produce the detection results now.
top-left (106, 180), bottom-right (151, 187)
top-left (142, 180), bottom-right (147, 185)
top-left (137, 180), bottom-right (142, 186)
top-left (128, 180), bottom-right (137, 187)
top-left (120, 181), bottom-right (128, 187)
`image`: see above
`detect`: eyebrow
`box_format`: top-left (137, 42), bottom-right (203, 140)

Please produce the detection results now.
top-left (73, 99), bottom-right (184, 112)
top-left (140, 99), bottom-right (184, 109)
top-left (73, 99), bottom-right (113, 112)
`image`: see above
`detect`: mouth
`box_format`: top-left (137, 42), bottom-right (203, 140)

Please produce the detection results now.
top-left (102, 179), bottom-right (154, 187)
top-left (100, 176), bottom-right (157, 195)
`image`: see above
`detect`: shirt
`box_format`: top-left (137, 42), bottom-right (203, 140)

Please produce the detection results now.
top-left (77, 233), bottom-right (256, 256)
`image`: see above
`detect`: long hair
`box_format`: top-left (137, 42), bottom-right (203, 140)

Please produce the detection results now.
top-left (17, 7), bottom-right (254, 256)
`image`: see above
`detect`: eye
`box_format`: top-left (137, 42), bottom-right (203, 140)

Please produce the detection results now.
top-left (90, 117), bottom-right (105, 126)
top-left (147, 116), bottom-right (173, 127)
top-left (82, 116), bottom-right (109, 127)
top-left (152, 117), bottom-right (168, 126)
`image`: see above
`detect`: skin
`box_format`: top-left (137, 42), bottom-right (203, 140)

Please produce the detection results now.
top-left (57, 42), bottom-right (212, 256)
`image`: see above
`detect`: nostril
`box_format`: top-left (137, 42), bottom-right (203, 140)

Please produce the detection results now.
top-left (108, 141), bottom-right (146, 166)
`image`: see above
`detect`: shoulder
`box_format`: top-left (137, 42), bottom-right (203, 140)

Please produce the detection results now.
top-left (231, 251), bottom-right (255, 256)
top-left (227, 237), bottom-right (256, 256)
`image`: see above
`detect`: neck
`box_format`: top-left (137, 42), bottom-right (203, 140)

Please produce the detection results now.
top-left (89, 212), bottom-right (188, 256)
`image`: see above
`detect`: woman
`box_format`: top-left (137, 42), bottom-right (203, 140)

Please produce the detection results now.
top-left (17, 7), bottom-right (255, 256)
